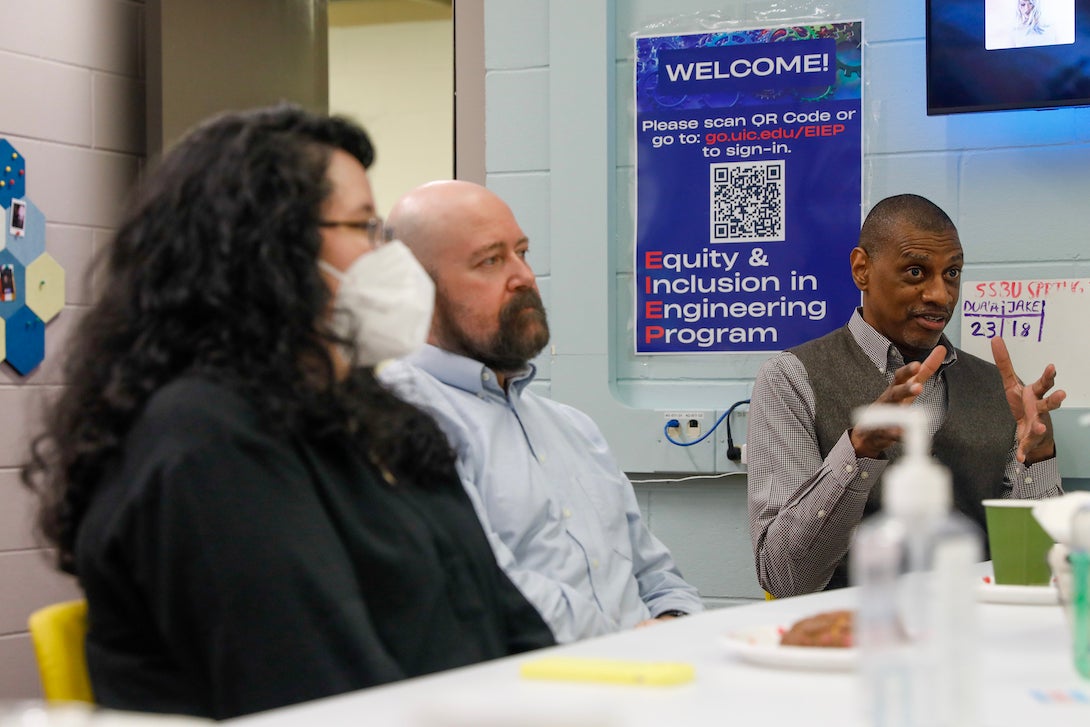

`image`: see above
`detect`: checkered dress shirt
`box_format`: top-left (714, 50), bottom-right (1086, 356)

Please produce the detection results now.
top-left (748, 310), bottom-right (1062, 597)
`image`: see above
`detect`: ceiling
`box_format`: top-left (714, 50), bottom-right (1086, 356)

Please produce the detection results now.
top-left (329, 0), bottom-right (452, 27)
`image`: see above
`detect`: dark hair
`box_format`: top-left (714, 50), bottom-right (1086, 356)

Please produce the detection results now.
top-left (23, 104), bottom-right (455, 574)
top-left (859, 193), bottom-right (958, 257)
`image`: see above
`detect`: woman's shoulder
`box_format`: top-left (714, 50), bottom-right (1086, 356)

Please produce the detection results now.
top-left (103, 376), bottom-right (298, 511)
top-left (79, 377), bottom-right (271, 549)
top-left (148, 373), bottom-right (248, 411)
top-left (135, 375), bottom-right (263, 448)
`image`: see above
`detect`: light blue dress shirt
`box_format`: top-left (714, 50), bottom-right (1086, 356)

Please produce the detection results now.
top-left (379, 345), bottom-right (704, 643)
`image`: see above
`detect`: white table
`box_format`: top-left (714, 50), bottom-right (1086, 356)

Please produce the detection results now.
top-left (231, 583), bottom-right (1087, 727)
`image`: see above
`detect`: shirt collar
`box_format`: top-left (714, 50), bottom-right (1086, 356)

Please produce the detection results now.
top-left (404, 344), bottom-right (537, 397)
top-left (847, 308), bottom-right (956, 374)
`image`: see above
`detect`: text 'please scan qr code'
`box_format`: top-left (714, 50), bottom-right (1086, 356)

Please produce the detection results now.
top-left (710, 160), bottom-right (786, 243)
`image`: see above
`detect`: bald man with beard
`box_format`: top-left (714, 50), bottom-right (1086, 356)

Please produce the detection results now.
top-left (378, 180), bottom-right (703, 643)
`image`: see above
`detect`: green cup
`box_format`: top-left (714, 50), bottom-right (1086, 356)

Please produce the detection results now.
top-left (983, 499), bottom-right (1056, 586)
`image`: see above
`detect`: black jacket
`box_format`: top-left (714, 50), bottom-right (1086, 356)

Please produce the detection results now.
top-left (76, 377), bottom-right (553, 719)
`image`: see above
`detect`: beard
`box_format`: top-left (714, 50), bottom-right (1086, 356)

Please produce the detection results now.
top-left (437, 288), bottom-right (550, 373)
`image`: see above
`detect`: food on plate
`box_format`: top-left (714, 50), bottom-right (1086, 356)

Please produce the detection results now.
top-left (780, 609), bottom-right (854, 648)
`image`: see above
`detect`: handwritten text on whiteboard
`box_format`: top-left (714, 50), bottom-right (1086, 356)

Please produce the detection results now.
top-left (962, 278), bottom-right (1088, 344)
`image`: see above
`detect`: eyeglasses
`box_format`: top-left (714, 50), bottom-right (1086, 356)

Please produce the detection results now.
top-left (318, 216), bottom-right (389, 247)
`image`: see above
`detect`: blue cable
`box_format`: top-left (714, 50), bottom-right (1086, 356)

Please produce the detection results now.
top-left (663, 399), bottom-right (750, 448)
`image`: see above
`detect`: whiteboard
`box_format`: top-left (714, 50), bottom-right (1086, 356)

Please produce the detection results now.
top-left (960, 278), bottom-right (1089, 407)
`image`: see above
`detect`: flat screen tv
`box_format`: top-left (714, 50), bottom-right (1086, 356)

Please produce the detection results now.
top-left (927, 0), bottom-right (1090, 115)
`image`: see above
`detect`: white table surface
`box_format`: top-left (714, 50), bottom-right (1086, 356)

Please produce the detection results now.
top-left (230, 577), bottom-right (1088, 727)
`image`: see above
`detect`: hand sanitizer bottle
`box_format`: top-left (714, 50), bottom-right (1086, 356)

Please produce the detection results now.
top-left (850, 405), bottom-right (982, 727)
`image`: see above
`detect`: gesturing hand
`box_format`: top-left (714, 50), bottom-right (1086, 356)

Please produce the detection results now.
top-left (850, 345), bottom-right (946, 459)
top-left (991, 337), bottom-right (1065, 464)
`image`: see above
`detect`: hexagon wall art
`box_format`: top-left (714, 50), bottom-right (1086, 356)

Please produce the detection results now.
top-left (0, 139), bottom-right (64, 375)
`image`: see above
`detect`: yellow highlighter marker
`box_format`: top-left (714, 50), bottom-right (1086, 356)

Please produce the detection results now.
top-left (519, 657), bottom-right (695, 686)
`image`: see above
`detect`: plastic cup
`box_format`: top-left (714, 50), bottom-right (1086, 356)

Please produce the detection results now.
top-left (982, 499), bottom-right (1055, 586)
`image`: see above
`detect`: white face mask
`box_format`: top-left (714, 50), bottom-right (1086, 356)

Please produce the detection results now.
top-left (319, 240), bottom-right (435, 366)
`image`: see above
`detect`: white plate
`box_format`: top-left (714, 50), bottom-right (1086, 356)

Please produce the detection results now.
top-left (723, 624), bottom-right (857, 671)
top-left (975, 580), bottom-right (1058, 605)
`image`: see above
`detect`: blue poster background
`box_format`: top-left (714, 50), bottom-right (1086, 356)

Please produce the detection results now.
top-left (634, 23), bottom-right (863, 354)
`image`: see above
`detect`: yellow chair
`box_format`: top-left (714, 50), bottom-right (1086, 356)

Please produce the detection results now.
top-left (27, 599), bottom-right (94, 703)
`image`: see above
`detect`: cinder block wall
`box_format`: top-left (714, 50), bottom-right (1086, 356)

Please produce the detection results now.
top-left (0, 0), bottom-right (144, 699)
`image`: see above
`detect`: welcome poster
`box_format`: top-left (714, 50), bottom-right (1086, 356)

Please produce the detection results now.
top-left (634, 23), bottom-right (864, 354)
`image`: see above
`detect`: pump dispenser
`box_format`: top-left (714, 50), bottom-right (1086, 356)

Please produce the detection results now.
top-left (850, 404), bottom-right (982, 727)
top-left (869, 406), bottom-right (951, 519)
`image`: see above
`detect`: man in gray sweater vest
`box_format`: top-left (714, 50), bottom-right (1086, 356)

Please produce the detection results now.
top-left (747, 194), bottom-right (1066, 597)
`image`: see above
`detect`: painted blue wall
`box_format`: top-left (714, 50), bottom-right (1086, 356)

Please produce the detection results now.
top-left (482, 0), bottom-right (1090, 605)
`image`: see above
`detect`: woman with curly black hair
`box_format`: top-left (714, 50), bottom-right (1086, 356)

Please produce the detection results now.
top-left (22, 105), bottom-right (553, 720)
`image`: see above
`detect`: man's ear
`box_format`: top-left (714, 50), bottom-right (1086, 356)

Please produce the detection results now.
top-left (849, 247), bottom-right (869, 291)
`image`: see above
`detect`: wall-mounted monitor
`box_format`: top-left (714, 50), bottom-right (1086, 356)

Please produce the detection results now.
top-left (927, 0), bottom-right (1090, 115)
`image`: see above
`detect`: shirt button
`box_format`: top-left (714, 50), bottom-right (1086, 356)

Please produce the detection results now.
top-left (1024, 476), bottom-right (1033, 485)
top-left (482, 372), bottom-right (491, 381)
top-left (591, 559), bottom-right (599, 569)
top-left (860, 472), bottom-right (869, 480)
top-left (845, 464), bottom-right (854, 474)
top-left (817, 509), bottom-right (826, 519)
top-left (563, 508), bottom-right (572, 519)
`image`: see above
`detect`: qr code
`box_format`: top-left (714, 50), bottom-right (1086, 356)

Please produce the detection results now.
top-left (710, 160), bottom-right (786, 243)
